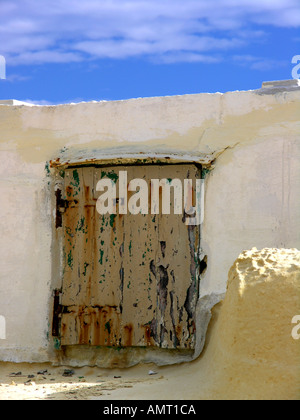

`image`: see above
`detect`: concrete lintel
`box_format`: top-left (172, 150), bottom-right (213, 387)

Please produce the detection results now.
top-left (0, 99), bottom-right (33, 106)
top-left (257, 79), bottom-right (300, 95)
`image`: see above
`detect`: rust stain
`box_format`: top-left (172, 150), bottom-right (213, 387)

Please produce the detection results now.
top-left (61, 321), bottom-right (67, 339)
top-left (142, 324), bottom-right (156, 347)
top-left (84, 185), bottom-right (90, 200)
top-left (144, 325), bottom-right (152, 346)
top-left (66, 185), bottom-right (73, 197)
top-left (176, 325), bottom-right (182, 345)
top-left (123, 324), bottom-right (133, 347)
top-left (60, 305), bottom-right (122, 346)
top-left (49, 157), bottom-right (60, 168)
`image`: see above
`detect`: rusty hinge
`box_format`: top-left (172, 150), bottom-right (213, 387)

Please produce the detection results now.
top-left (55, 188), bottom-right (68, 228)
top-left (52, 289), bottom-right (62, 337)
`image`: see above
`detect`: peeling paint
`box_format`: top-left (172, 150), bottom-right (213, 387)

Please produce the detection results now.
top-left (67, 250), bottom-right (73, 269)
top-left (72, 169), bottom-right (80, 187)
top-left (55, 164), bottom-right (201, 350)
top-left (109, 214), bottom-right (116, 228)
top-left (101, 170), bottom-right (119, 184)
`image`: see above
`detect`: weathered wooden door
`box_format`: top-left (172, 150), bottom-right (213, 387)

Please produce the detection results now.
top-left (56, 164), bottom-right (201, 349)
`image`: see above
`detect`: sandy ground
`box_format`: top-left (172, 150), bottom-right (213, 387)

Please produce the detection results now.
top-left (0, 350), bottom-right (217, 400)
top-left (0, 360), bottom-right (169, 400)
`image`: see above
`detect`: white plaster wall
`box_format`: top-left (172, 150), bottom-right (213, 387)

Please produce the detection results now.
top-left (201, 135), bottom-right (300, 296)
top-left (0, 82), bottom-right (299, 363)
top-left (0, 155), bottom-right (52, 361)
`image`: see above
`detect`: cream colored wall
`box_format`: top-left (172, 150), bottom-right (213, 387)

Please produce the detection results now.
top-left (0, 81), bottom-right (299, 363)
top-left (201, 134), bottom-right (300, 296)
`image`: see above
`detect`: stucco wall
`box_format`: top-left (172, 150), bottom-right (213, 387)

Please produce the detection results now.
top-left (0, 80), bottom-right (299, 364)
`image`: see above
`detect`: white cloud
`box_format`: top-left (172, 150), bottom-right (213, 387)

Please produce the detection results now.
top-left (0, 0), bottom-right (299, 65)
top-left (8, 50), bottom-right (83, 66)
top-left (5, 73), bottom-right (31, 82)
top-left (250, 59), bottom-right (288, 71)
top-left (153, 52), bottom-right (222, 65)
top-left (233, 55), bottom-right (289, 71)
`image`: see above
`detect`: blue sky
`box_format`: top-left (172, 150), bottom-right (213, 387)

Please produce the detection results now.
top-left (0, 0), bottom-right (299, 104)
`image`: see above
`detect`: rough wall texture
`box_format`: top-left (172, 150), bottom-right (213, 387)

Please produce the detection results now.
top-left (0, 81), bottom-right (299, 364)
top-left (212, 248), bottom-right (300, 399)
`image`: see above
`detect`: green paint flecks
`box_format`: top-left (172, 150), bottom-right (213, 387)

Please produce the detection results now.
top-left (202, 167), bottom-right (211, 179)
top-left (72, 169), bottom-right (80, 187)
top-left (65, 226), bottom-right (73, 237)
top-left (105, 321), bottom-right (111, 334)
top-left (53, 337), bottom-right (61, 350)
top-left (76, 216), bottom-right (87, 233)
top-left (129, 240), bottom-right (132, 257)
top-left (70, 169), bottom-right (80, 195)
top-left (67, 250), bottom-right (73, 269)
top-left (44, 162), bottom-right (50, 176)
top-left (109, 214), bottom-right (116, 228)
top-left (99, 249), bottom-right (104, 265)
top-left (101, 170), bottom-right (119, 184)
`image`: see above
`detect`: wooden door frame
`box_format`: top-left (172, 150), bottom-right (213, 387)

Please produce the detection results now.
top-left (50, 154), bottom-right (205, 365)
